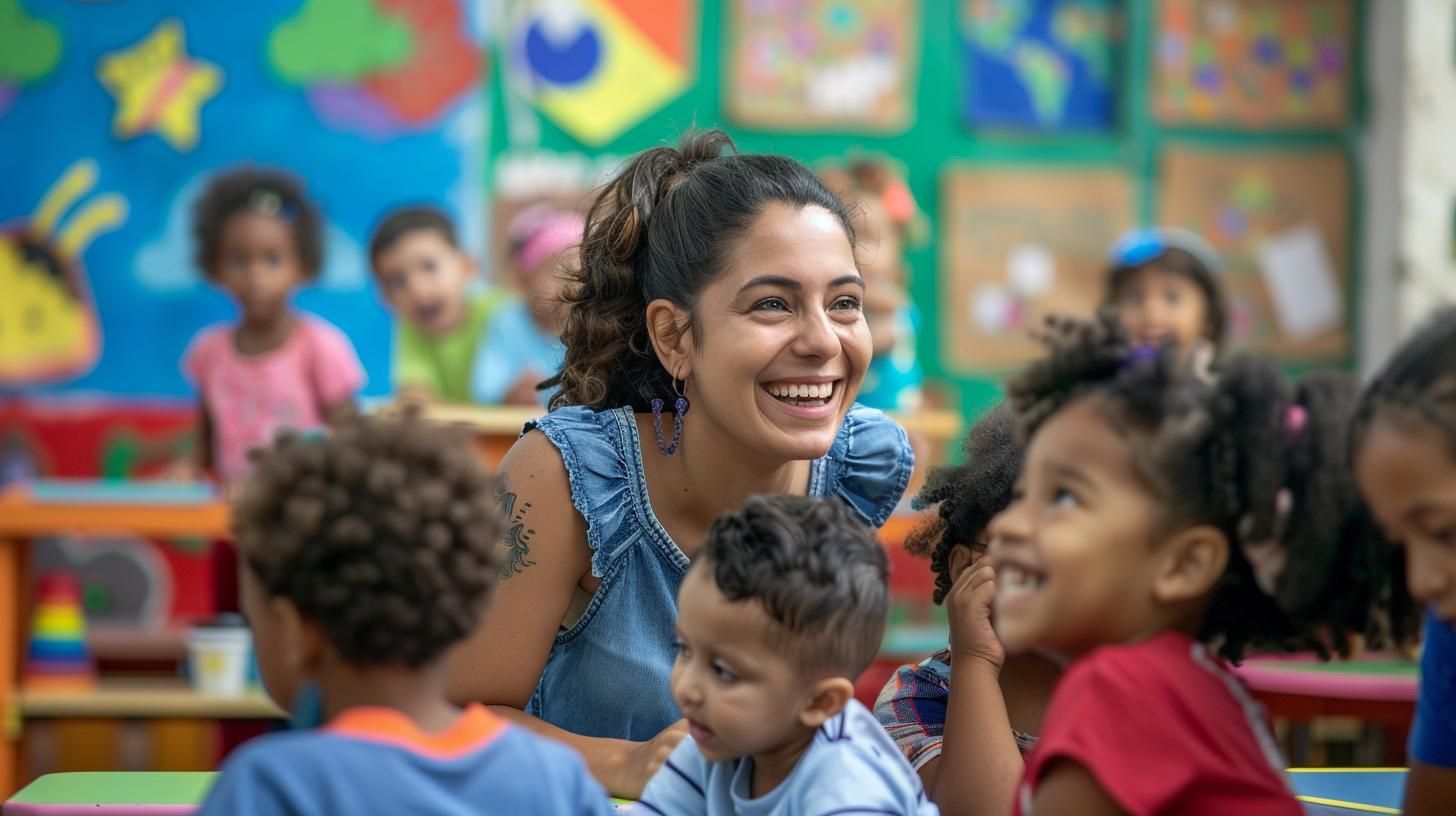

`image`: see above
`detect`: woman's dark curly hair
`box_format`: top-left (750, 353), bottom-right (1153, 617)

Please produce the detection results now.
top-left (193, 166), bottom-right (324, 280)
top-left (232, 413), bottom-right (501, 669)
top-left (544, 129), bottom-right (855, 411)
top-left (1006, 310), bottom-right (1400, 661)
top-left (906, 402), bottom-right (1022, 604)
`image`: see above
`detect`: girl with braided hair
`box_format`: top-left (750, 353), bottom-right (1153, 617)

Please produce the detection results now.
top-left (446, 130), bottom-right (913, 798)
top-left (1352, 306), bottom-right (1456, 816)
top-left (987, 311), bottom-right (1396, 816)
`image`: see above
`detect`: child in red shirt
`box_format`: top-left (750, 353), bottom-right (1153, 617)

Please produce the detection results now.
top-left (988, 312), bottom-right (1399, 816)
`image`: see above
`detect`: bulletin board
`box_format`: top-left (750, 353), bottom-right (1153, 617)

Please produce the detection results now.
top-left (940, 166), bottom-right (1134, 372)
top-left (1152, 0), bottom-right (1355, 129)
top-left (485, 0), bottom-right (1369, 423)
top-left (1157, 145), bottom-right (1350, 361)
top-left (724, 0), bottom-right (920, 132)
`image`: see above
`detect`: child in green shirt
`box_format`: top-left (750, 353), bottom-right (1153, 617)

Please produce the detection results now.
top-left (370, 207), bottom-right (501, 404)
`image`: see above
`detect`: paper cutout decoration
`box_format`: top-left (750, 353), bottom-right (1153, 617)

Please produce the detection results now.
top-left (940, 166), bottom-right (1133, 372)
top-left (1157, 145), bottom-right (1350, 360)
top-left (270, 0), bottom-right (481, 137)
top-left (1153, 0), bottom-right (1353, 128)
top-left (0, 0), bottom-right (63, 118)
top-left (726, 0), bottom-right (918, 131)
top-left (0, 160), bottom-right (127, 385)
top-left (962, 0), bottom-right (1118, 130)
top-left (512, 0), bottom-right (697, 146)
top-left (97, 20), bottom-right (222, 152)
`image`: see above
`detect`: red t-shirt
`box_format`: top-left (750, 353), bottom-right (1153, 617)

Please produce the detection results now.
top-left (1013, 632), bottom-right (1301, 816)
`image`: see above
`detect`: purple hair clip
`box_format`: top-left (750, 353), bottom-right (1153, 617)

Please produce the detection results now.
top-left (1284, 404), bottom-right (1308, 436)
top-left (1120, 344), bottom-right (1160, 373)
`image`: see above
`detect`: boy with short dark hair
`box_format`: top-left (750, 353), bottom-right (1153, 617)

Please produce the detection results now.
top-left (639, 495), bottom-right (938, 815)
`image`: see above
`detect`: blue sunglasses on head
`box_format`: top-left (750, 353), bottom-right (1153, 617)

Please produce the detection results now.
top-left (1108, 227), bottom-right (1223, 274)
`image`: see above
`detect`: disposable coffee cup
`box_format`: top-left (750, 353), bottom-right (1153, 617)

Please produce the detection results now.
top-left (186, 618), bottom-right (252, 697)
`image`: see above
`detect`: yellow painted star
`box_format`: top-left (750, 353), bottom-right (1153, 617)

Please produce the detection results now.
top-left (98, 19), bottom-right (222, 152)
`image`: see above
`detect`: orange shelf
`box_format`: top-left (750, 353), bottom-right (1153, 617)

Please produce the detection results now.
top-left (0, 491), bottom-right (230, 539)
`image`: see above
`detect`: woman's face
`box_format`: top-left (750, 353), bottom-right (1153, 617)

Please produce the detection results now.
top-left (671, 202), bottom-right (871, 463)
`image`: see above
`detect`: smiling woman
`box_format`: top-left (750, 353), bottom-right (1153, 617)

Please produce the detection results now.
top-left (445, 130), bottom-right (914, 798)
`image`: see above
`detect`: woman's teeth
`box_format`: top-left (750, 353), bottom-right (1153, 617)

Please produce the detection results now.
top-left (766, 382), bottom-right (834, 404)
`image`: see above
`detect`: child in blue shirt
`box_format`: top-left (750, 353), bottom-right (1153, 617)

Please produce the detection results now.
top-left (198, 412), bottom-right (611, 815)
top-left (637, 495), bottom-right (938, 815)
top-left (1351, 306), bottom-right (1456, 816)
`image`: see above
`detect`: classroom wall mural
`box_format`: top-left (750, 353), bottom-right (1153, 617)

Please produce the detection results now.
top-left (0, 0), bottom-right (488, 403)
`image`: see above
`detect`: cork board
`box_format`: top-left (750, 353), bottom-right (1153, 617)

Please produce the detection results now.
top-left (725, 0), bottom-right (920, 132)
top-left (939, 165), bottom-right (1134, 372)
top-left (1157, 145), bottom-right (1350, 361)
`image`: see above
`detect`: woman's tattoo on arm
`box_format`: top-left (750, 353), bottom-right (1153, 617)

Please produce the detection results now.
top-left (496, 482), bottom-right (538, 580)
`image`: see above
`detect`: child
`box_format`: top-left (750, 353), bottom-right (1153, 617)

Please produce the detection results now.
top-left (637, 495), bottom-right (937, 815)
top-left (197, 413), bottom-right (612, 815)
top-left (370, 206), bottom-right (502, 404)
top-left (1351, 306), bottom-right (1456, 816)
top-left (184, 168), bottom-right (363, 489)
top-left (820, 159), bottom-right (924, 413)
top-left (875, 403), bottom-right (1060, 816)
top-left (470, 203), bottom-right (581, 407)
top-left (1103, 227), bottom-right (1227, 368)
top-left (991, 311), bottom-right (1393, 816)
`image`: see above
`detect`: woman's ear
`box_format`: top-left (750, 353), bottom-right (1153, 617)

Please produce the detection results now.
top-left (646, 299), bottom-right (693, 381)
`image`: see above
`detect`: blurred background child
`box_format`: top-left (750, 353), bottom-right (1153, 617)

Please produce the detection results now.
top-left (470, 203), bottom-right (582, 407)
top-left (1103, 227), bottom-right (1227, 369)
top-left (183, 167), bottom-right (363, 491)
top-left (370, 206), bottom-right (501, 405)
top-left (819, 158), bottom-right (924, 413)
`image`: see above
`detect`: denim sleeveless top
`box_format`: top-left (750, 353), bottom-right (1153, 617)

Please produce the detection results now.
top-left (523, 403), bottom-right (913, 742)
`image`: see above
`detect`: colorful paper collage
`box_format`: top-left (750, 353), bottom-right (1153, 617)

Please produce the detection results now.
top-left (961, 0), bottom-right (1119, 131)
top-left (1157, 145), bottom-right (1351, 360)
top-left (939, 166), bottom-right (1134, 372)
top-left (0, 0), bottom-right (486, 397)
top-left (727, 0), bottom-right (919, 131)
top-left (511, 0), bottom-right (697, 146)
top-left (1153, 0), bottom-right (1353, 128)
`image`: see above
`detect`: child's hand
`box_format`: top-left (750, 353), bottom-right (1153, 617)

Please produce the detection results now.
top-left (613, 718), bottom-right (688, 798)
top-left (946, 556), bottom-right (1004, 673)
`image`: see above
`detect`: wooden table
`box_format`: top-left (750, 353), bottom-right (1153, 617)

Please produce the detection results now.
top-left (0, 482), bottom-right (232, 799)
top-left (1233, 654), bottom-right (1419, 767)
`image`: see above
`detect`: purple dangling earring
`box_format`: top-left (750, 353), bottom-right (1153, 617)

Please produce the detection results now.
top-left (651, 377), bottom-right (691, 456)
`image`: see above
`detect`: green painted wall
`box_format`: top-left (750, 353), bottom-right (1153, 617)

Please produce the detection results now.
top-left (486, 0), bottom-right (1365, 423)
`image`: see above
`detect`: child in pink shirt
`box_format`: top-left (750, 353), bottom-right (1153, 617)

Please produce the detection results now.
top-left (183, 168), bottom-right (363, 489)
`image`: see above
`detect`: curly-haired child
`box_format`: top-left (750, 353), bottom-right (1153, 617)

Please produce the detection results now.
top-left (197, 414), bottom-right (611, 815)
top-left (875, 403), bottom-right (1061, 816)
top-left (1352, 306), bottom-right (1456, 816)
top-left (638, 495), bottom-right (935, 814)
top-left (992, 311), bottom-right (1397, 815)
top-left (183, 167), bottom-right (363, 489)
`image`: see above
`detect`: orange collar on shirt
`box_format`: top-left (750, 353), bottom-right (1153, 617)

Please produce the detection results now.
top-left (324, 703), bottom-right (508, 760)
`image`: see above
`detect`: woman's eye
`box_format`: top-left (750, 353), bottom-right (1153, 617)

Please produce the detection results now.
top-left (1163, 289), bottom-right (1182, 305)
top-left (423, 259), bottom-right (437, 274)
top-left (754, 297), bottom-right (789, 312)
top-left (831, 296), bottom-right (862, 311)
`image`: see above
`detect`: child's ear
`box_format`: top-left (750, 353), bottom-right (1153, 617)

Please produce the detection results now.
top-left (646, 299), bottom-right (693, 381)
top-left (797, 677), bottom-right (854, 729)
top-left (947, 544), bottom-right (976, 582)
top-left (273, 597), bottom-right (326, 672)
top-left (1153, 525), bottom-right (1228, 604)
